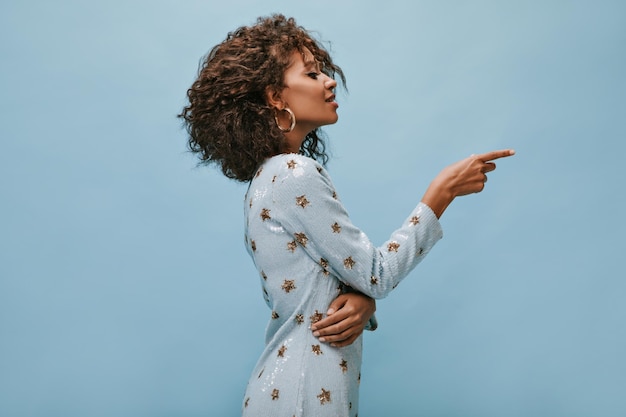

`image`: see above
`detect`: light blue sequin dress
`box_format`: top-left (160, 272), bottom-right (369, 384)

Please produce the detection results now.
top-left (241, 154), bottom-right (443, 416)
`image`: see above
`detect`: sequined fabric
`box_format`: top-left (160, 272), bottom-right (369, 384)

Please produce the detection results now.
top-left (242, 154), bottom-right (443, 416)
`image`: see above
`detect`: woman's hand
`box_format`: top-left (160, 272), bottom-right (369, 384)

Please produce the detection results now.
top-left (422, 149), bottom-right (515, 218)
top-left (310, 292), bottom-right (376, 347)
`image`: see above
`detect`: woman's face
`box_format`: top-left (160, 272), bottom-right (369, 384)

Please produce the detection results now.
top-left (279, 49), bottom-right (339, 135)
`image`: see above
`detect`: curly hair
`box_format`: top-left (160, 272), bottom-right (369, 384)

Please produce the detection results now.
top-left (178, 14), bottom-right (346, 182)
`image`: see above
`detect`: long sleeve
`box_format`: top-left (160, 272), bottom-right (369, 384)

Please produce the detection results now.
top-left (269, 155), bottom-right (443, 299)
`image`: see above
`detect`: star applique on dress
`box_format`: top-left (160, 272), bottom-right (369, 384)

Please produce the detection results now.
top-left (387, 242), bottom-right (400, 252)
top-left (295, 314), bottom-right (304, 325)
top-left (340, 359), bottom-right (348, 373)
top-left (319, 258), bottom-right (330, 276)
top-left (278, 345), bottom-right (287, 357)
top-left (311, 344), bottom-right (323, 355)
top-left (287, 160), bottom-right (297, 169)
top-left (331, 222), bottom-right (342, 233)
top-left (287, 240), bottom-right (297, 252)
top-left (410, 215), bottom-right (420, 225)
top-left (281, 280), bottom-right (296, 293)
top-left (317, 388), bottom-right (331, 405)
top-left (310, 310), bottom-right (323, 324)
top-left (294, 232), bottom-right (308, 247)
top-left (260, 208), bottom-right (271, 221)
top-left (295, 195), bottom-right (310, 208)
top-left (370, 276), bottom-right (379, 285)
top-left (343, 256), bottom-right (355, 269)
top-left (271, 389), bottom-right (280, 400)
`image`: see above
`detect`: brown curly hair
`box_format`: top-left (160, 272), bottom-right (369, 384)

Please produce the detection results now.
top-left (178, 14), bottom-right (346, 182)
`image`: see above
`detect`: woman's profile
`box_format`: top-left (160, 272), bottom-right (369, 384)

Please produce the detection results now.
top-left (179, 14), bottom-right (514, 417)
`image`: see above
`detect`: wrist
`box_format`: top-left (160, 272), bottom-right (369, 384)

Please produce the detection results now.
top-left (421, 181), bottom-right (454, 219)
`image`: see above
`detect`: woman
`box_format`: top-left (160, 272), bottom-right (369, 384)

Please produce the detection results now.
top-left (179, 14), bottom-right (514, 417)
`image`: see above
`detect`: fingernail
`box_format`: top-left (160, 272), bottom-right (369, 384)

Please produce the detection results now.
top-left (319, 337), bottom-right (326, 342)
top-left (313, 331), bottom-right (320, 337)
top-left (310, 325), bottom-right (317, 331)
top-left (326, 308), bottom-right (335, 315)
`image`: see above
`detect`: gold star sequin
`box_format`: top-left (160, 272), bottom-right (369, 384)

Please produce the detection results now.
top-left (370, 276), bottom-right (378, 285)
top-left (271, 311), bottom-right (279, 319)
top-left (281, 279), bottom-right (296, 293)
top-left (287, 240), bottom-right (297, 252)
top-left (251, 240), bottom-right (256, 252)
top-left (272, 175), bottom-right (277, 183)
top-left (294, 232), bottom-right (308, 247)
top-left (278, 345), bottom-right (287, 357)
top-left (316, 166), bottom-right (323, 173)
top-left (261, 271), bottom-right (267, 280)
top-left (287, 160), bottom-right (297, 169)
top-left (358, 372), bottom-right (361, 384)
top-left (244, 397), bottom-right (249, 407)
top-left (255, 167), bottom-right (263, 177)
top-left (417, 248), bottom-right (424, 255)
top-left (320, 258), bottom-right (329, 276)
top-left (260, 208), bottom-right (271, 221)
top-left (312, 344), bottom-right (323, 355)
top-left (258, 368), bottom-right (264, 378)
top-left (310, 310), bottom-right (323, 324)
top-left (331, 222), bottom-right (341, 233)
top-left (317, 388), bottom-right (331, 405)
top-left (249, 199), bottom-right (253, 208)
top-left (271, 389), bottom-right (279, 400)
top-left (343, 256), bottom-right (355, 269)
top-left (387, 241), bottom-right (400, 252)
top-left (332, 191), bottom-right (338, 200)
top-left (340, 359), bottom-right (348, 373)
top-left (410, 215), bottom-right (420, 225)
top-left (296, 195), bottom-right (310, 208)
top-left (295, 314), bottom-right (304, 325)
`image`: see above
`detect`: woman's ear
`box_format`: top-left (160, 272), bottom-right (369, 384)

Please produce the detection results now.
top-left (265, 87), bottom-right (283, 109)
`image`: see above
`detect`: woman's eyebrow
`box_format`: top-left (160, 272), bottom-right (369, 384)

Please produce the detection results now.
top-left (303, 59), bottom-right (321, 71)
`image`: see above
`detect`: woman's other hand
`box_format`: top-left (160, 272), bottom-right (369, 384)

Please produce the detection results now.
top-left (310, 292), bottom-right (376, 347)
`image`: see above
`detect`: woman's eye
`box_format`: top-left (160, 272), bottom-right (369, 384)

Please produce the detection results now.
top-left (307, 72), bottom-right (319, 80)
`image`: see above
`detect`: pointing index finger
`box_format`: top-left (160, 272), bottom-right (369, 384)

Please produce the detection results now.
top-left (476, 149), bottom-right (516, 162)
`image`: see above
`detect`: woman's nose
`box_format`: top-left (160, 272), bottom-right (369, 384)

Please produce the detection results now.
top-left (324, 76), bottom-right (337, 90)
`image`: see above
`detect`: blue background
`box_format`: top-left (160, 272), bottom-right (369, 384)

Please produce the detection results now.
top-left (1, 1), bottom-right (625, 416)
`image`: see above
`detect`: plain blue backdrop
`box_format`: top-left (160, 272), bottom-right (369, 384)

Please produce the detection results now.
top-left (1, 1), bottom-right (625, 416)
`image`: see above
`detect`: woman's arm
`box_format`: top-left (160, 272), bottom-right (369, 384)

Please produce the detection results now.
top-left (269, 150), bottom-right (514, 299)
top-left (271, 155), bottom-right (443, 299)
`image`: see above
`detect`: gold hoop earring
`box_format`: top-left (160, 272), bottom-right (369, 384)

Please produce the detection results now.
top-left (274, 108), bottom-right (296, 133)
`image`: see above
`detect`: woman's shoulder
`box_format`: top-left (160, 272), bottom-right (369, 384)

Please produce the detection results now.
top-left (257, 153), bottom-right (325, 179)
top-left (250, 153), bottom-right (332, 198)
